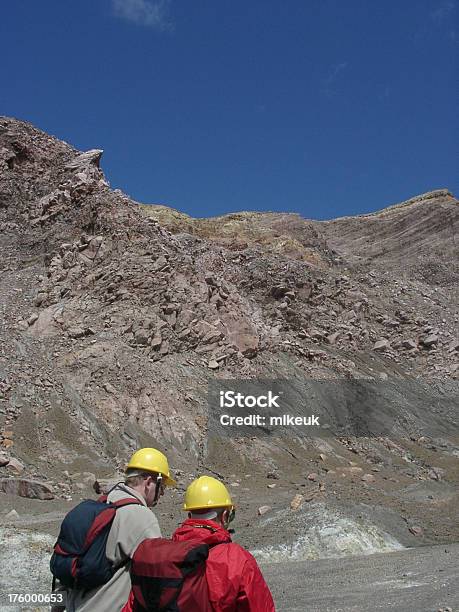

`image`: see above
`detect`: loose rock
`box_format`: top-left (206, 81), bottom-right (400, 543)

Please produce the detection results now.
top-left (0, 478), bottom-right (54, 500)
top-left (290, 494), bottom-right (304, 511)
top-left (373, 339), bottom-right (390, 351)
top-left (6, 457), bottom-right (25, 473)
top-left (409, 526), bottom-right (423, 537)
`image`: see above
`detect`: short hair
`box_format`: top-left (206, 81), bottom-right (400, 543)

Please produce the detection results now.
top-left (125, 469), bottom-right (157, 487)
top-left (189, 507), bottom-right (226, 520)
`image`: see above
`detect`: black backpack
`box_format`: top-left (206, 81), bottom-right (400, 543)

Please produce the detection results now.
top-left (50, 494), bottom-right (142, 590)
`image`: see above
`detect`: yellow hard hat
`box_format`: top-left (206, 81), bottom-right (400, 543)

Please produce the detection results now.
top-left (183, 475), bottom-right (234, 511)
top-left (126, 448), bottom-right (176, 487)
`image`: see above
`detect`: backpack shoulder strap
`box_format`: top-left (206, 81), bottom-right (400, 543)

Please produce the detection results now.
top-left (97, 480), bottom-right (125, 503)
top-left (98, 482), bottom-right (144, 507)
top-left (82, 498), bottom-right (143, 550)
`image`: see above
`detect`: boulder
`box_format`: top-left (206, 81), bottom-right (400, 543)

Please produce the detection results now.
top-left (221, 312), bottom-right (259, 357)
top-left (373, 339), bottom-right (390, 351)
top-left (0, 478), bottom-right (54, 500)
top-left (290, 494), bottom-right (304, 511)
top-left (65, 149), bottom-right (103, 170)
top-left (134, 329), bottom-right (150, 345)
top-left (5, 509), bottom-right (19, 520)
top-left (409, 525), bottom-right (423, 537)
top-left (150, 335), bottom-right (162, 349)
top-left (6, 457), bottom-right (24, 473)
top-left (402, 339), bottom-right (417, 350)
top-left (258, 505), bottom-right (271, 516)
top-left (421, 334), bottom-right (438, 347)
top-left (427, 467), bottom-right (445, 481)
top-left (103, 382), bottom-right (116, 394)
top-left (67, 326), bottom-right (93, 339)
top-left (27, 306), bottom-right (60, 338)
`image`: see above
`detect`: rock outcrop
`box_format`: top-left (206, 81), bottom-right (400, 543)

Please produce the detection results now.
top-left (0, 116), bottom-right (457, 547)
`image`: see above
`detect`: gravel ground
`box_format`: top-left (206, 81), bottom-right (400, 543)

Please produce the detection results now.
top-left (0, 524), bottom-right (457, 611)
top-left (263, 543), bottom-right (459, 612)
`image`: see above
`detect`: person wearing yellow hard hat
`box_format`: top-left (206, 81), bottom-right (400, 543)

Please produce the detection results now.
top-left (183, 474), bottom-right (235, 520)
top-left (172, 476), bottom-right (275, 611)
top-left (58, 447), bottom-right (176, 612)
top-left (125, 447), bottom-right (177, 506)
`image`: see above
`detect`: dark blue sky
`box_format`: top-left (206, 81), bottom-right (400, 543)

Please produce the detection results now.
top-left (1, 1), bottom-right (457, 219)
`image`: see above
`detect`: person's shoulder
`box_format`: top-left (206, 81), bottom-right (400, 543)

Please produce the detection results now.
top-left (117, 502), bottom-right (155, 521)
top-left (112, 502), bottom-right (161, 542)
top-left (232, 542), bottom-right (259, 562)
top-left (107, 484), bottom-right (144, 504)
top-left (108, 491), bottom-right (157, 526)
top-left (212, 541), bottom-right (257, 565)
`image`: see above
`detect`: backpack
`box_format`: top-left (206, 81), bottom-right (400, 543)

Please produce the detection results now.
top-left (50, 493), bottom-right (142, 590)
top-left (128, 538), bottom-right (213, 612)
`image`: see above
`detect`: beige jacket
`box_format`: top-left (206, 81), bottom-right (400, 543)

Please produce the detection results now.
top-left (62, 484), bottom-right (161, 612)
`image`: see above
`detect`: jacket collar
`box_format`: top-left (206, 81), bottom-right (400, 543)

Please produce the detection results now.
top-left (173, 518), bottom-right (233, 546)
top-left (108, 482), bottom-right (148, 507)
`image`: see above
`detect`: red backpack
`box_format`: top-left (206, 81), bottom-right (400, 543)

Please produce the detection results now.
top-left (125, 538), bottom-right (212, 612)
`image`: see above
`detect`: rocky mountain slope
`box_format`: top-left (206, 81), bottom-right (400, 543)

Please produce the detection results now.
top-left (317, 190), bottom-right (458, 285)
top-left (0, 117), bottom-right (458, 555)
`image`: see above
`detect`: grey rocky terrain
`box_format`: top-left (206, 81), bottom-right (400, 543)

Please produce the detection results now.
top-left (0, 116), bottom-right (458, 610)
top-left (264, 543), bottom-right (459, 612)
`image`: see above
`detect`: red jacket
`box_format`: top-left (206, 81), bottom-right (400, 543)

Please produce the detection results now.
top-left (172, 519), bottom-right (275, 612)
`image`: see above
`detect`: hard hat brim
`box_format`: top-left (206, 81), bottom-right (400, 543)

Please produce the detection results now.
top-left (164, 475), bottom-right (177, 487)
top-left (183, 502), bottom-right (235, 511)
top-left (125, 466), bottom-right (177, 487)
